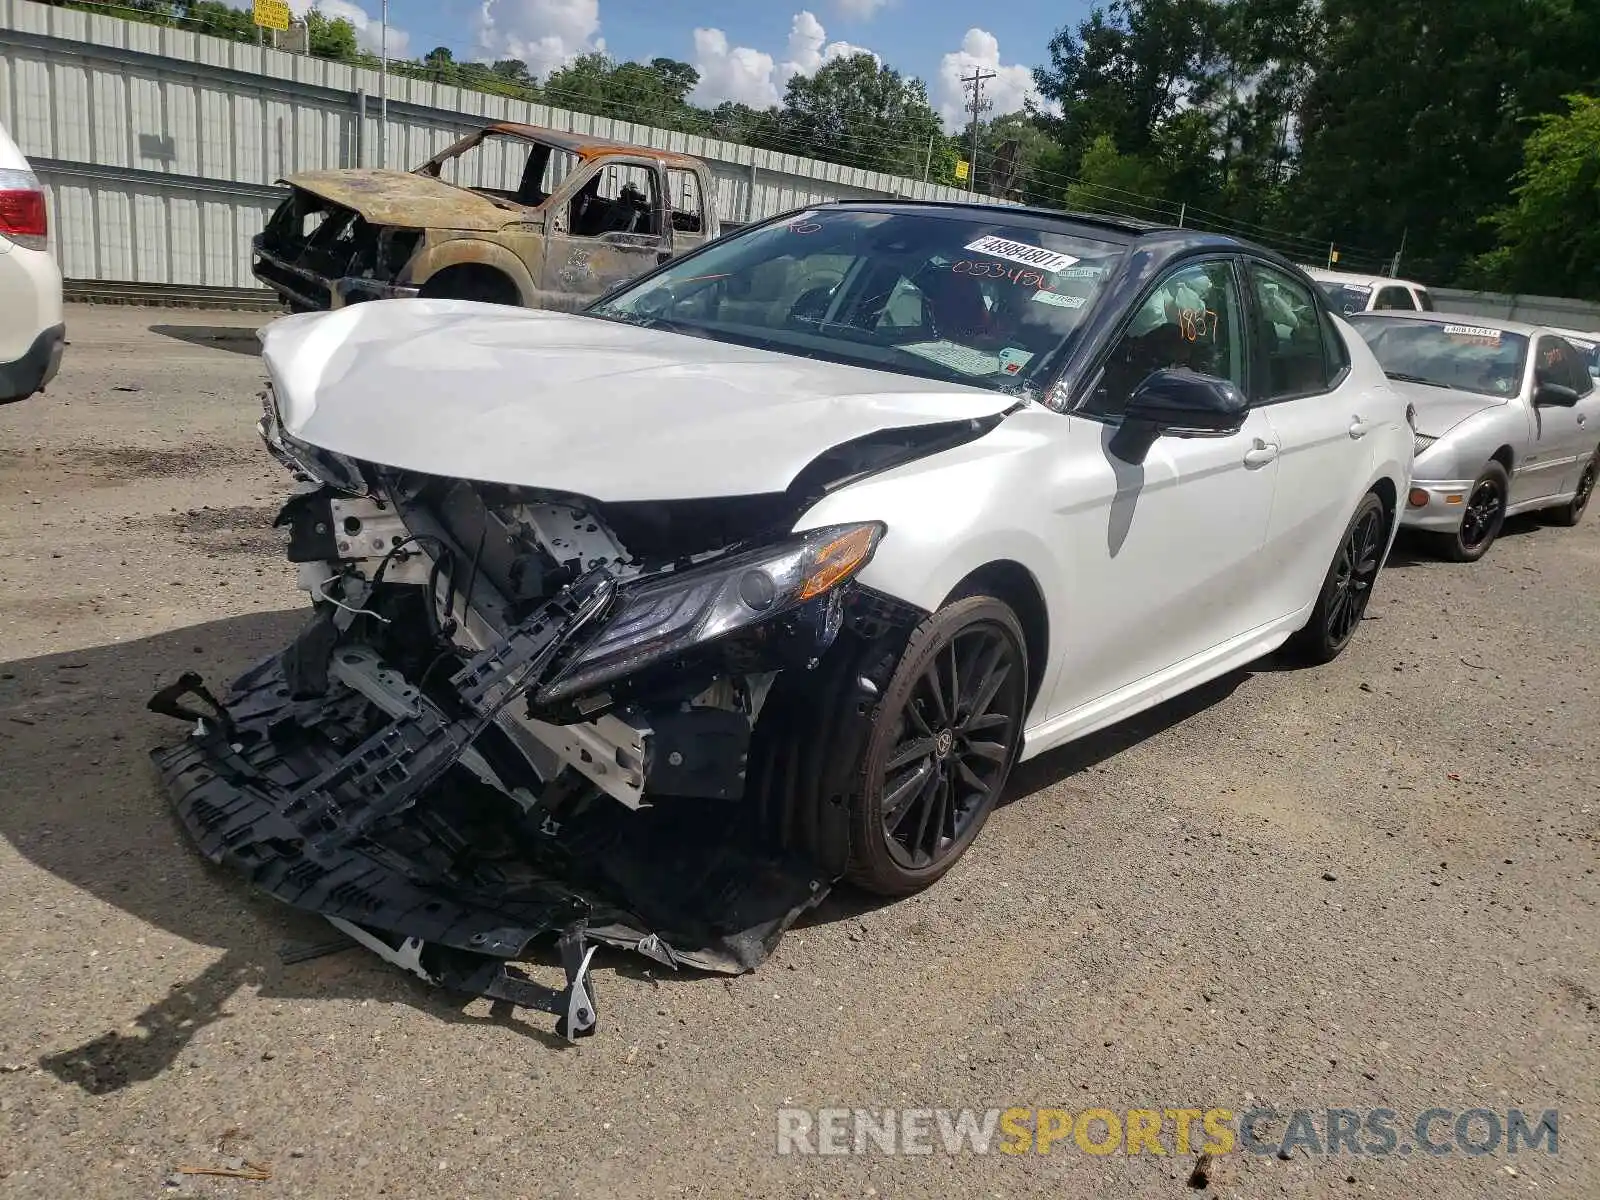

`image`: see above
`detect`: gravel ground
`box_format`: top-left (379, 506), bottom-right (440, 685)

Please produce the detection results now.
top-left (0, 305), bottom-right (1595, 1199)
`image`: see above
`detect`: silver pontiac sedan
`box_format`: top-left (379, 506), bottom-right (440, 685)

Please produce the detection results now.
top-left (1348, 312), bottom-right (1600, 561)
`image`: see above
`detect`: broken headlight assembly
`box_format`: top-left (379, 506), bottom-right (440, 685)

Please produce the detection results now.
top-left (537, 521), bottom-right (886, 704)
top-left (258, 386), bottom-right (369, 497)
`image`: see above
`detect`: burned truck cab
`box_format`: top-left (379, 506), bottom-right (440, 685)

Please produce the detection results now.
top-left (251, 122), bottom-right (722, 314)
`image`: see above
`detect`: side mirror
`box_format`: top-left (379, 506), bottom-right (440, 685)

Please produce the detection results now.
top-left (1534, 380), bottom-right (1580, 408)
top-left (1124, 368), bottom-right (1249, 435)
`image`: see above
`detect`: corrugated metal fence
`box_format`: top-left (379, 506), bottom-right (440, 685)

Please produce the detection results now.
top-left (0, 0), bottom-right (1005, 293)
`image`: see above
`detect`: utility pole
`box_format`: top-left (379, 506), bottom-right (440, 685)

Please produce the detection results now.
top-left (960, 68), bottom-right (996, 194)
top-left (1391, 227), bottom-right (1408, 278)
top-left (379, 0), bottom-right (389, 170)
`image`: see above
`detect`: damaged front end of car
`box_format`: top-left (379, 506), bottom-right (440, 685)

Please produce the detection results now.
top-left (147, 386), bottom-right (939, 1040)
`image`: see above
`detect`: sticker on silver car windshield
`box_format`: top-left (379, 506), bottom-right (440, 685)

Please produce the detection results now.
top-left (963, 235), bottom-right (1080, 274)
top-left (1442, 324), bottom-right (1502, 342)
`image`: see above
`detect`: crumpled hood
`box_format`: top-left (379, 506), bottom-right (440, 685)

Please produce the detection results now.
top-left (281, 169), bottom-right (511, 232)
top-left (258, 299), bottom-right (1018, 502)
top-left (1389, 380), bottom-right (1507, 438)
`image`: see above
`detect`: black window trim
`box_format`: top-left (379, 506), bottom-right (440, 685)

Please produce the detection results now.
top-left (1067, 250), bottom-right (1253, 425)
top-left (1240, 254), bottom-right (1351, 407)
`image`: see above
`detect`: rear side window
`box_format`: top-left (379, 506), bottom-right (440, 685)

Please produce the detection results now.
top-left (1374, 286), bottom-right (1417, 311)
top-left (1248, 261), bottom-right (1343, 399)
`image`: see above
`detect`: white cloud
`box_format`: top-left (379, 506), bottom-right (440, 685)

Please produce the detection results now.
top-left (834, 0), bottom-right (890, 17)
top-left (472, 0), bottom-right (605, 81)
top-left (935, 27), bottom-right (1049, 133)
top-left (692, 10), bottom-right (879, 108)
top-left (290, 0), bottom-right (410, 56)
top-left (689, 28), bottom-right (780, 108)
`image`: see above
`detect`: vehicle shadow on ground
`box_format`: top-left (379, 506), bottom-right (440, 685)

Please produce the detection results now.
top-left (1382, 515), bottom-right (1546, 568)
top-left (796, 668), bottom-right (1251, 931)
top-left (148, 324), bottom-right (265, 356)
top-left (0, 611), bottom-right (1257, 1090)
top-left (0, 610), bottom-right (574, 1096)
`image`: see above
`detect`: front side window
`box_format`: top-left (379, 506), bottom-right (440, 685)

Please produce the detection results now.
top-left (1350, 317), bottom-right (1529, 398)
top-left (1416, 288), bottom-right (1435, 311)
top-left (569, 163), bottom-right (662, 237)
top-left (588, 208), bottom-right (1125, 394)
top-left (1562, 333), bottom-right (1600, 380)
top-left (1374, 286), bottom-right (1417, 311)
top-left (1536, 336), bottom-right (1596, 397)
top-left (1083, 259), bottom-right (1245, 417)
top-left (1249, 261), bottom-right (1340, 399)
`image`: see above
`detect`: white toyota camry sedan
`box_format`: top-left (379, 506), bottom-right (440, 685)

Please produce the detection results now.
top-left (149, 200), bottom-right (1413, 1031)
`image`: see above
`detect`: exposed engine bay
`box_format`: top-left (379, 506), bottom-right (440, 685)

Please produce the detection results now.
top-left (147, 386), bottom-right (966, 1040)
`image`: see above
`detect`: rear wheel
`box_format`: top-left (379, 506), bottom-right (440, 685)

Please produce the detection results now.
top-left (845, 596), bottom-right (1028, 896)
top-left (1287, 491), bottom-right (1387, 665)
top-left (1430, 461), bottom-right (1509, 562)
top-left (1544, 451), bottom-right (1596, 528)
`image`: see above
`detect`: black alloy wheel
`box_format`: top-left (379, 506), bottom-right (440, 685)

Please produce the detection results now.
top-left (1437, 461), bottom-right (1510, 562)
top-left (1288, 491), bottom-right (1389, 665)
top-left (1546, 452), bottom-right (1597, 528)
top-left (846, 595), bottom-right (1028, 896)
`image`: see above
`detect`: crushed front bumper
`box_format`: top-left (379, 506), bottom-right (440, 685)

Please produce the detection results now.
top-left (148, 577), bottom-right (830, 1040)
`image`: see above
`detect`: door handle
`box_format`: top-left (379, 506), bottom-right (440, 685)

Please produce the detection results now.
top-left (1243, 440), bottom-right (1280, 468)
top-left (1349, 416), bottom-right (1375, 439)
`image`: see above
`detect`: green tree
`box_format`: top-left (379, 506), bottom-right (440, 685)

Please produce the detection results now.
top-left (777, 53), bottom-right (943, 178)
top-left (1064, 133), bottom-right (1175, 219)
top-left (1473, 94), bottom-right (1600, 300)
top-left (306, 13), bottom-right (358, 63)
top-left (1289, 0), bottom-right (1600, 281)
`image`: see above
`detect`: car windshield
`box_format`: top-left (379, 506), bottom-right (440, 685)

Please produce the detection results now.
top-left (585, 208), bottom-right (1125, 393)
top-left (1350, 317), bottom-right (1529, 397)
top-left (1317, 281), bottom-right (1372, 315)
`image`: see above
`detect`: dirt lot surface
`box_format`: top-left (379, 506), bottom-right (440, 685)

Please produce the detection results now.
top-left (0, 305), bottom-right (1595, 1199)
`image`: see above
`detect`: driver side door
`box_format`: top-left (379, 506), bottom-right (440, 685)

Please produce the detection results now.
top-left (540, 159), bottom-right (670, 307)
top-left (1044, 256), bottom-right (1283, 724)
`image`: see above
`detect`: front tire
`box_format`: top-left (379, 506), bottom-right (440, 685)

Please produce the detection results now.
top-left (845, 596), bottom-right (1028, 896)
top-left (1287, 491), bottom-right (1388, 665)
top-left (1544, 451), bottom-right (1596, 528)
top-left (1431, 461), bottom-right (1509, 561)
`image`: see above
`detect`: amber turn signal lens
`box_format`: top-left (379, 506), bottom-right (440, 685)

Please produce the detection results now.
top-left (798, 525), bottom-right (880, 601)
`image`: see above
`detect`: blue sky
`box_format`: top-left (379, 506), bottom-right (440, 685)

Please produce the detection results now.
top-left (306, 1), bottom-right (1091, 132)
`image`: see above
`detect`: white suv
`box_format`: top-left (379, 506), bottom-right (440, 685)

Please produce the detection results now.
top-left (0, 123), bottom-right (64, 403)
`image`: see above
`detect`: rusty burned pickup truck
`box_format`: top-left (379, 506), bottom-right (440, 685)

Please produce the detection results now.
top-left (252, 122), bottom-right (730, 312)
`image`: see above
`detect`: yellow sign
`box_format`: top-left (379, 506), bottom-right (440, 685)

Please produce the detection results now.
top-left (954, 160), bottom-right (970, 182)
top-left (1330, 249), bottom-right (1340, 263)
top-left (253, 0), bottom-right (291, 31)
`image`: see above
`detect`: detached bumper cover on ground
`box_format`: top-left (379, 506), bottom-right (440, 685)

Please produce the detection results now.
top-left (147, 573), bottom-right (832, 1041)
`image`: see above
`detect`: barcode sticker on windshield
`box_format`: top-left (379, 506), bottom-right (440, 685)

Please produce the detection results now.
top-left (964, 235), bottom-right (1080, 274)
top-left (1442, 324), bottom-right (1502, 341)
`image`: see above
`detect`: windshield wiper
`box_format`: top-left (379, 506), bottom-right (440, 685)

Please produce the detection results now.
top-left (1384, 371), bottom-right (1449, 388)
